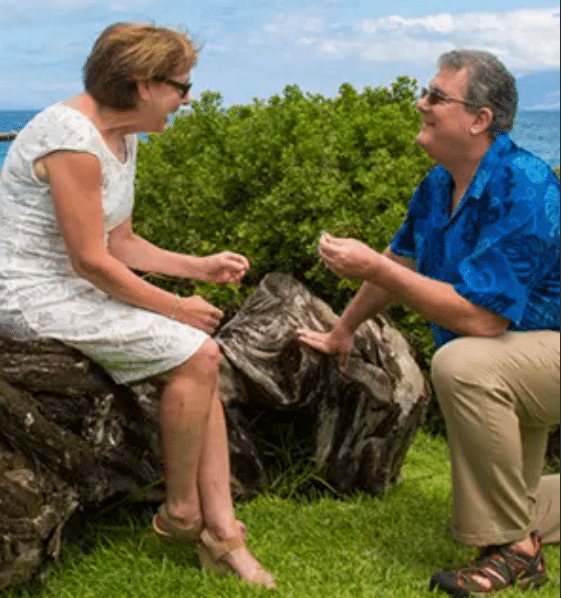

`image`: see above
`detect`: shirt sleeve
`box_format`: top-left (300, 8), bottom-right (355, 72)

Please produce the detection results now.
top-left (454, 177), bottom-right (559, 325)
top-left (389, 184), bottom-right (424, 259)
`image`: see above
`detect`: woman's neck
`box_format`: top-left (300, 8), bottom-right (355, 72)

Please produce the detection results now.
top-left (64, 93), bottom-right (140, 137)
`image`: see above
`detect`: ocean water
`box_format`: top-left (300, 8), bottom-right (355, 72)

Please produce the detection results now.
top-left (0, 108), bottom-right (559, 170)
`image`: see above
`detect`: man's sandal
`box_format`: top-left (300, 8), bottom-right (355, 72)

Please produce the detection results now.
top-left (429, 531), bottom-right (548, 596)
top-left (197, 527), bottom-right (276, 589)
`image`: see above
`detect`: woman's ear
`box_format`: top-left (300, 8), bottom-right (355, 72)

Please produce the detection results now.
top-left (136, 80), bottom-right (151, 102)
top-left (470, 106), bottom-right (494, 136)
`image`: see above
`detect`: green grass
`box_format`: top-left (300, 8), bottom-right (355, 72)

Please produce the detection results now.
top-left (7, 432), bottom-right (560, 598)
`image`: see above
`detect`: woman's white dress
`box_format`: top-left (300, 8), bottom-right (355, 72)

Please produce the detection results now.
top-left (0, 103), bottom-right (207, 384)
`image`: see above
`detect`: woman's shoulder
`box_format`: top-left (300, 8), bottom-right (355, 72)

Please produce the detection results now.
top-left (13, 102), bottom-right (103, 158)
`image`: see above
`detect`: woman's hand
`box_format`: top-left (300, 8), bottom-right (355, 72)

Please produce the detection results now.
top-left (200, 252), bottom-right (250, 285)
top-left (296, 319), bottom-right (355, 372)
top-left (319, 233), bottom-right (382, 281)
top-left (174, 296), bottom-right (225, 334)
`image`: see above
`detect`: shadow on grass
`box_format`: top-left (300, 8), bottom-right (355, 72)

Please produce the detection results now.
top-left (61, 501), bottom-right (201, 572)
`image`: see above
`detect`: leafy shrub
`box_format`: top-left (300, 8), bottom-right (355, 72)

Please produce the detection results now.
top-left (134, 78), bottom-right (436, 370)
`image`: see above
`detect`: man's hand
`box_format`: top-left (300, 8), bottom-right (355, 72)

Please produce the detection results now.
top-left (200, 252), bottom-right (250, 285)
top-left (318, 233), bottom-right (382, 281)
top-left (296, 319), bottom-right (355, 372)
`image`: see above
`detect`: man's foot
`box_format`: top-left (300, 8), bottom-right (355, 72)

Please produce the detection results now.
top-left (429, 531), bottom-right (547, 596)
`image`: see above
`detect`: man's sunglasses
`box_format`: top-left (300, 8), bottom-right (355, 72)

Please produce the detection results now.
top-left (154, 77), bottom-right (192, 99)
top-left (419, 87), bottom-right (477, 108)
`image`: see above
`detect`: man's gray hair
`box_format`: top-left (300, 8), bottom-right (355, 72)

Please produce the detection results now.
top-left (438, 50), bottom-right (518, 138)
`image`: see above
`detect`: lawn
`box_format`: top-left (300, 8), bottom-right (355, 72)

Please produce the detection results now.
top-left (7, 431), bottom-right (560, 598)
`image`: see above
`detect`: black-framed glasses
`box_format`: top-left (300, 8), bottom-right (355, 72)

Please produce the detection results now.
top-left (155, 77), bottom-right (192, 98)
top-left (420, 86), bottom-right (477, 108)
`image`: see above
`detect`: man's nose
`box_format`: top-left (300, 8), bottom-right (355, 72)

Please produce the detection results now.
top-left (416, 94), bottom-right (429, 113)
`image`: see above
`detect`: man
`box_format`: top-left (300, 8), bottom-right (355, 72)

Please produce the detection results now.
top-left (297, 50), bottom-right (560, 596)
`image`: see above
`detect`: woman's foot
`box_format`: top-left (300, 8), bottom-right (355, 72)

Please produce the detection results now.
top-left (429, 531), bottom-right (547, 595)
top-left (198, 525), bottom-right (276, 589)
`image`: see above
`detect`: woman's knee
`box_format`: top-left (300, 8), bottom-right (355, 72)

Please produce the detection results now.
top-left (171, 338), bottom-right (221, 381)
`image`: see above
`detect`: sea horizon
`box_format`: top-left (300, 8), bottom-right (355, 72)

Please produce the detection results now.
top-left (1, 107), bottom-right (560, 170)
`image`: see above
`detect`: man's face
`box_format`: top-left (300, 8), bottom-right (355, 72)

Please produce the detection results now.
top-left (415, 67), bottom-right (479, 164)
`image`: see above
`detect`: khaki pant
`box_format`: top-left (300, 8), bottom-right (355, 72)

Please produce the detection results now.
top-left (431, 330), bottom-right (560, 547)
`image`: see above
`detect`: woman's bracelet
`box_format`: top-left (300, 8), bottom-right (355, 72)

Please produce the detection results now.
top-left (169, 294), bottom-right (180, 320)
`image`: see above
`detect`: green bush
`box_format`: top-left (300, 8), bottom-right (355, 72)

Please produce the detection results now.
top-left (134, 77), bottom-right (436, 370)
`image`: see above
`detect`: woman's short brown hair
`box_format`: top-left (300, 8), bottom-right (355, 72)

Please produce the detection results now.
top-left (83, 23), bottom-right (198, 110)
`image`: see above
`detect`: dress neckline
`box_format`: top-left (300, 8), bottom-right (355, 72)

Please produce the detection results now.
top-left (56, 102), bottom-right (130, 166)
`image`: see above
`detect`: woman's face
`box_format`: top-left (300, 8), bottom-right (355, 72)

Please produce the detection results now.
top-left (138, 70), bottom-right (191, 132)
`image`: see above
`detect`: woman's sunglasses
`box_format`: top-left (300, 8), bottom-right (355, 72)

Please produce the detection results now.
top-left (419, 87), bottom-right (476, 108)
top-left (155, 77), bottom-right (192, 99)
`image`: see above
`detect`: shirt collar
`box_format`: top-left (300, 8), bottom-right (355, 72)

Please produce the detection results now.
top-left (438, 133), bottom-right (514, 224)
top-left (463, 133), bottom-right (513, 201)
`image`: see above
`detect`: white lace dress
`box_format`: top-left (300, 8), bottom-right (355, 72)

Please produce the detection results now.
top-left (0, 103), bottom-right (207, 384)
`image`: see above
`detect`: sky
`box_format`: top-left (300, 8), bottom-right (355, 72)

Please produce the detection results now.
top-left (0, 0), bottom-right (559, 110)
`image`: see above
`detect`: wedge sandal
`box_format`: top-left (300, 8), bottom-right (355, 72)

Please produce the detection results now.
top-left (152, 503), bottom-right (247, 544)
top-left (152, 504), bottom-right (203, 543)
top-left (197, 527), bottom-right (276, 589)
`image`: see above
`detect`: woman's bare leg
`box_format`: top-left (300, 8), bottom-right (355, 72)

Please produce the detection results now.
top-left (197, 389), bottom-right (275, 587)
top-left (158, 339), bottom-right (274, 587)
top-left (159, 338), bottom-right (220, 524)
top-left (196, 389), bottom-right (237, 531)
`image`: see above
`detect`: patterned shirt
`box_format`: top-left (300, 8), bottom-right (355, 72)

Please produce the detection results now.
top-left (390, 133), bottom-right (560, 348)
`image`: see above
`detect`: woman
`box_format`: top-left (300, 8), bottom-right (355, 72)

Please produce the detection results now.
top-left (0, 23), bottom-right (275, 589)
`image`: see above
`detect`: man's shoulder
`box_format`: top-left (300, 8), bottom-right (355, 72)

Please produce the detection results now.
top-left (489, 134), bottom-right (559, 188)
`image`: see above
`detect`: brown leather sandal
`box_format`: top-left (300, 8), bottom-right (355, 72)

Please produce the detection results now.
top-left (197, 527), bottom-right (276, 589)
top-left (429, 531), bottom-right (548, 596)
top-left (152, 504), bottom-right (248, 544)
top-left (152, 504), bottom-right (203, 543)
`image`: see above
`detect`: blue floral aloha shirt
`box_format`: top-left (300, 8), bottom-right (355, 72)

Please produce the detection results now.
top-left (390, 133), bottom-right (560, 348)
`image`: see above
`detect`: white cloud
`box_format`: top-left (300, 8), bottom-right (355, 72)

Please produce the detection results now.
top-left (0, 0), bottom-right (157, 25)
top-left (262, 12), bottom-right (326, 35)
top-left (264, 6), bottom-right (560, 71)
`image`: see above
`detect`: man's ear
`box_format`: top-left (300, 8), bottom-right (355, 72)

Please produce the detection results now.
top-left (470, 106), bottom-right (494, 136)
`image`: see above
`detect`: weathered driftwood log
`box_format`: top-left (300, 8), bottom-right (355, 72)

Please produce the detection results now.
top-left (0, 273), bottom-right (431, 590)
top-left (216, 273), bottom-right (429, 494)
top-left (0, 339), bottom-right (265, 590)
top-left (0, 339), bottom-right (161, 590)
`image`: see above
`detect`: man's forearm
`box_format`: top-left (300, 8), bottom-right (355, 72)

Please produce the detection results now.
top-left (338, 281), bottom-right (395, 333)
top-left (337, 247), bottom-right (411, 333)
top-left (371, 254), bottom-right (509, 337)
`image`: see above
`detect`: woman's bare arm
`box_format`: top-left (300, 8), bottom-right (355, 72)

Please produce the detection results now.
top-left (42, 150), bottom-right (223, 332)
top-left (108, 217), bottom-right (246, 281)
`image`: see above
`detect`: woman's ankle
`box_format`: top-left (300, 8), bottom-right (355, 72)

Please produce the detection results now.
top-left (165, 502), bottom-right (202, 528)
top-left (204, 516), bottom-right (244, 541)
